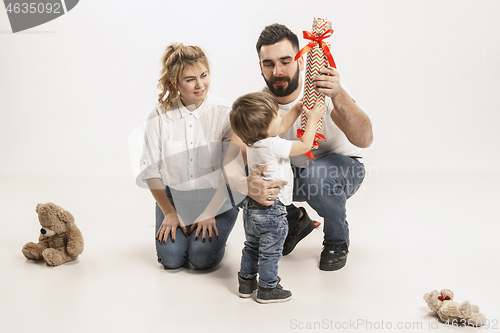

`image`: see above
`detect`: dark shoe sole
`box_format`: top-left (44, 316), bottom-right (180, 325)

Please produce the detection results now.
top-left (256, 294), bottom-right (292, 304)
top-left (238, 290), bottom-right (257, 298)
top-left (319, 259), bottom-right (347, 271)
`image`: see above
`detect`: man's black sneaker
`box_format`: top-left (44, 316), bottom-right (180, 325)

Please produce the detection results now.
top-left (256, 285), bottom-right (292, 304)
top-left (238, 275), bottom-right (282, 298)
top-left (319, 240), bottom-right (350, 271)
top-left (283, 207), bottom-right (315, 256)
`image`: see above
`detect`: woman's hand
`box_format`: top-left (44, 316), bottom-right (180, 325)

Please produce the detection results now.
top-left (191, 217), bottom-right (218, 242)
top-left (156, 212), bottom-right (187, 243)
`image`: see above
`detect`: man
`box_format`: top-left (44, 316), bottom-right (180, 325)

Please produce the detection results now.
top-left (230, 23), bottom-right (373, 271)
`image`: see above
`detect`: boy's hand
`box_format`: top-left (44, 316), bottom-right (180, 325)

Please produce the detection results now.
top-left (304, 100), bottom-right (326, 123)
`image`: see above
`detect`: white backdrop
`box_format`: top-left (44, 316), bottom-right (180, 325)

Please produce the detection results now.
top-left (1, 0), bottom-right (500, 178)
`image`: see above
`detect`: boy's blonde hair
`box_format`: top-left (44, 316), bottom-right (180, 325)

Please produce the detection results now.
top-left (230, 92), bottom-right (279, 146)
top-left (157, 43), bottom-right (210, 111)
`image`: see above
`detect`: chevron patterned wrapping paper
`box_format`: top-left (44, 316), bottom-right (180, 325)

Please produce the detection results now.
top-left (297, 17), bottom-right (335, 158)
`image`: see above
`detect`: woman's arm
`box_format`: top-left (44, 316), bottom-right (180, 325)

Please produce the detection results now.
top-left (146, 178), bottom-right (186, 242)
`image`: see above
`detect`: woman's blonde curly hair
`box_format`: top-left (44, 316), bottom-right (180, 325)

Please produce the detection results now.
top-left (157, 43), bottom-right (210, 111)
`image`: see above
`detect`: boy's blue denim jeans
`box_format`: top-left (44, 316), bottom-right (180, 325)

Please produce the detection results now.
top-left (155, 186), bottom-right (238, 270)
top-left (239, 198), bottom-right (288, 289)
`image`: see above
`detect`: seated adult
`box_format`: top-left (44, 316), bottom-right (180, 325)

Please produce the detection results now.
top-left (139, 43), bottom-right (239, 269)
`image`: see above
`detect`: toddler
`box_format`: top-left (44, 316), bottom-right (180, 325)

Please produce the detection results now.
top-left (230, 92), bottom-right (325, 303)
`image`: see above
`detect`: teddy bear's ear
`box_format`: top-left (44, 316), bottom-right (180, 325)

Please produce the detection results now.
top-left (57, 208), bottom-right (75, 224)
top-left (441, 289), bottom-right (454, 300)
top-left (36, 203), bottom-right (43, 214)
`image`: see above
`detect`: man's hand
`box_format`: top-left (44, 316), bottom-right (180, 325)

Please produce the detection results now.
top-left (247, 165), bottom-right (287, 206)
top-left (313, 67), bottom-right (341, 99)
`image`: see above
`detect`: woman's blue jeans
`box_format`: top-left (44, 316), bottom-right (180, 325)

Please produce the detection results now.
top-left (155, 186), bottom-right (239, 269)
top-left (290, 153), bottom-right (365, 246)
top-left (239, 198), bottom-right (288, 288)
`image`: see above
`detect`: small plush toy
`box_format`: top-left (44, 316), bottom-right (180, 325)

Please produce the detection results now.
top-left (22, 202), bottom-right (84, 266)
top-left (423, 289), bottom-right (486, 327)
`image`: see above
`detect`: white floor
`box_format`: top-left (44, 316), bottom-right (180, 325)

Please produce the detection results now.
top-left (1, 169), bottom-right (499, 333)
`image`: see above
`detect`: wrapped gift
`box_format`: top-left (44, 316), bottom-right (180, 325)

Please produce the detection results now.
top-left (294, 17), bottom-right (336, 159)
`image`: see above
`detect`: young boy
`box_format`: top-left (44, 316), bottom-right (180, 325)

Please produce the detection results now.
top-left (230, 92), bottom-right (326, 303)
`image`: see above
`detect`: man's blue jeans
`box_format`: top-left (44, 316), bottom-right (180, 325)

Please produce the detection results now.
top-left (239, 198), bottom-right (288, 288)
top-left (155, 186), bottom-right (239, 269)
top-left (289, 153), bottom-right (365, 246)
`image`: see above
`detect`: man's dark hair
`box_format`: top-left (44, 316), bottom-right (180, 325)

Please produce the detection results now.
top-left (256, 23), bottom-right (300, 56)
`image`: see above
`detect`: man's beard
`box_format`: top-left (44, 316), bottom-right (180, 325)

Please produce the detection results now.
top-left (264, 64), bottom-right (300, 98)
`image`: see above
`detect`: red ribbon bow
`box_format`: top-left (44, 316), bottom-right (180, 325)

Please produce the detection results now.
top-left (438, 295), bottom-right (451, 301)
top-left (297, 129), bottom-right (327, 159)
top-left (294, 29), bottom-right (336, 69)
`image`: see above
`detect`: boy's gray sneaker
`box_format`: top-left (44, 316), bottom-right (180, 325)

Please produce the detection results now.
top-left (256, 285), bottom-right (292, 304)
top-left (238, 275), bottom-right (283, 298)
top-left (238, 275), bottom-right (258, 298)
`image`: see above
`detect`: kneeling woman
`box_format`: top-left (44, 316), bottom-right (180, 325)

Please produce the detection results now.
top-left (139, 43), bottom-right (239, 269)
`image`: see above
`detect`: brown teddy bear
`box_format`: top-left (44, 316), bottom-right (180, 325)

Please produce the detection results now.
top-left (22, 202), bottom-right (84, 266)
top-left (423, 289), bottom-right (486, 327)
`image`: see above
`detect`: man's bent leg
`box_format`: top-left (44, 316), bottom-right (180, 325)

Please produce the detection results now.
top-left (296, 153), bottom-right (365, 269)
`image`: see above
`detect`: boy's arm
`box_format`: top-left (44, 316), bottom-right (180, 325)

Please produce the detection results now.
top-left (279, 100), bottom-right (303, 134)
top-left (289, 101), bottom-right (326, 156)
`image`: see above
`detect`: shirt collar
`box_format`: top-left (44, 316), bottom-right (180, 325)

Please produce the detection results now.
top-left (177, 98), bottom-right (206, 119)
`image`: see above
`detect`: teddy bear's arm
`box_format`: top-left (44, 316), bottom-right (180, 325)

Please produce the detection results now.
top-left (66, 226), bottom-right (84, 257)
top-left (37, 236), bottom-right (50, 248)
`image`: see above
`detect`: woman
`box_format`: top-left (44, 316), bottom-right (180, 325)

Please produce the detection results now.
top-left (139, 43), bottom-right (239, 269)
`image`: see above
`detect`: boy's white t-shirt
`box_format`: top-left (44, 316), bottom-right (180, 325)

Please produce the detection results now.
top-left (246, 136), bottom-right (293, 205)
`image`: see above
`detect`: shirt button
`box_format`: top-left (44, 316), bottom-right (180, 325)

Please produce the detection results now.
top-left (190, 142), bottom-right (193, 145)
top-left (190, 125), bottom-right (192, 128)
top-left (190, 175), bottom-right (193, 178)
top-left (190, 159), bottom-right (193, 161)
